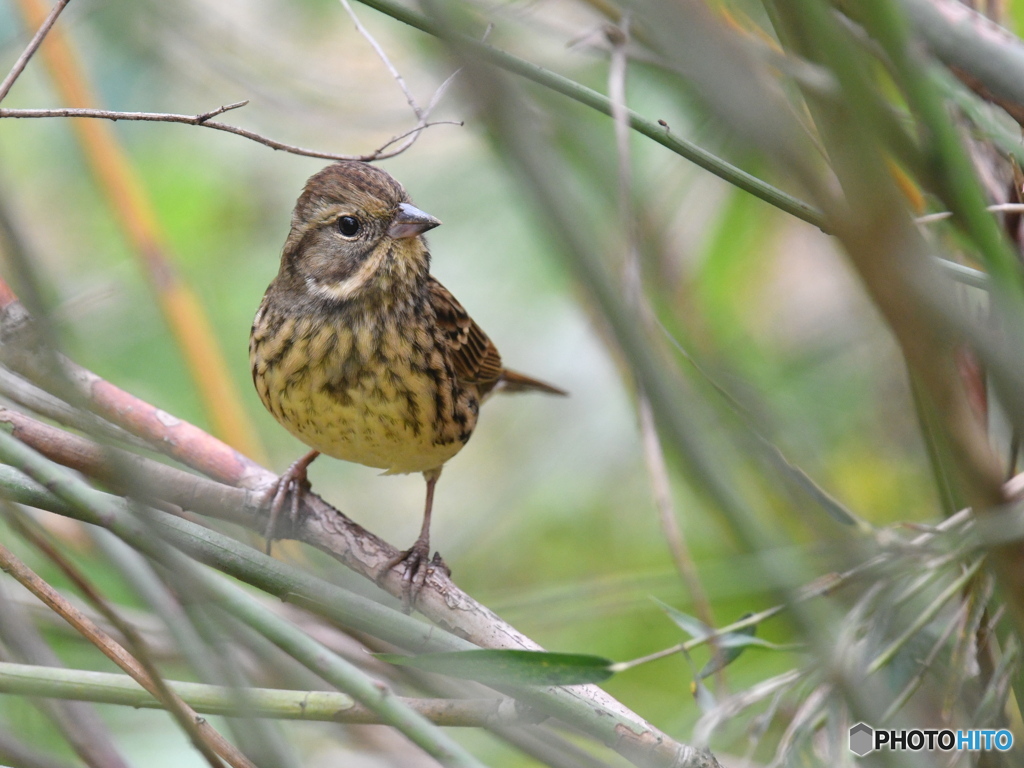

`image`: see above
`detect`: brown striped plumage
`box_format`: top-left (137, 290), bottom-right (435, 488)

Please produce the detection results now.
top-left (250, 161), bottom-right (564, 598)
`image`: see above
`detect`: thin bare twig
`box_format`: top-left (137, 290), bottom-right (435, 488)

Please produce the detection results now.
top-left (337, 0), bottom-right (464, 158)
top-left (0, 106), bottom-right (460, 161)
top-left (1, 1), bottom-right (464, 165)
top-left (192, 99), bottom-right (249, 122)
top-left (371, 113), bottom-right (463, 156)
top-left (0, 0), bottom-right (71, 104)
top-left (339, 0), bottom-right (423, 119)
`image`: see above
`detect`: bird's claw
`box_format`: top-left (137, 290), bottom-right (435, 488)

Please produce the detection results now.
top-left (263, 452), bottom-right (318, 554)
top-left (377, 541), bottom-right (450, 612)
top-left (429, 551), bottom-right (451, 578)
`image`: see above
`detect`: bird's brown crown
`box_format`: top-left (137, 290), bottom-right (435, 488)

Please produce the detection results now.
top-left (274, 161), bottom-right (429, 305)
top-left (292, 161), bottom-right (408, 225)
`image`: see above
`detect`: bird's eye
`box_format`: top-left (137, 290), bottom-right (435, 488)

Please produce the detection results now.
top-left (337, 216), bottom-right (361, 237)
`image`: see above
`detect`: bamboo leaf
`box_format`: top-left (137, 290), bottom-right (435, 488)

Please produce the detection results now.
top-left (699, 614), bottom-right (758, 679)
top-left (690, 675), bottom-right (717, 713)
top-left (653, 598), bottom-right (712, 640)
top-left (678, 646), bottom-right (717, 712)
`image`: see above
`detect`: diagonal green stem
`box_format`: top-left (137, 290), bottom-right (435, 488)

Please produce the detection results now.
top-left (0, 428), bottom-right (490, 768)
top-left (352, 0), bottom-right (826, 229)
top-left (867, 558), bottom-right (984, 674)
top-left (0, 451), bottom-right (710, 767)
top-left (854, 0), bottom-right (1024, 303)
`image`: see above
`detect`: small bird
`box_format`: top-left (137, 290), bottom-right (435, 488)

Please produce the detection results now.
top-left (250, 161), bottom-right (564, 599)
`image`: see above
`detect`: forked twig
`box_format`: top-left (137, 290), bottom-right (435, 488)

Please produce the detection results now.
top-left (339, 0), bottom-right (422, 119)
top-left (337, 0), bottom-right (464, 158)
top-left (1, 0), bottom-right (465, 167)
top-left (0, 105), bottom-right (461, 162)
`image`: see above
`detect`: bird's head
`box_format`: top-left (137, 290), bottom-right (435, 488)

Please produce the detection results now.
top-left (277, 161), bottom-right (441, 303)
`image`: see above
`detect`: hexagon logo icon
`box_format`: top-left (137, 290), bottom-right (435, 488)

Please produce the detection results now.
top-left (849, 723), bottom-right (874, 757)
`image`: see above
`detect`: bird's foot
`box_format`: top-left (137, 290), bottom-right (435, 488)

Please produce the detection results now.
top-left (263, 450), bottom-right (319, 554)
top-left (377, 541), bottom-right (450, 611)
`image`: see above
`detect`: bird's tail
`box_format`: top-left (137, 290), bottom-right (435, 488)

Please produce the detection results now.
top-left (496, 368), bottom-right (568, 396)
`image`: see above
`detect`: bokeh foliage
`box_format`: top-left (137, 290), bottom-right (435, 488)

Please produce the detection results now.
top-left (1, 0), bottom-right (1024, 766)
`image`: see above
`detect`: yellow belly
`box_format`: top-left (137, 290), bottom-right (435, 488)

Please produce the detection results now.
top-left (251, 308), bottom-right (475, 475)
top-left (274, 372), bottom-right (466, 474)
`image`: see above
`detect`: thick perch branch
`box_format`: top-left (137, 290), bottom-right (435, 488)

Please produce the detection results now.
top-left (0, 286), bottom-right (714, 768)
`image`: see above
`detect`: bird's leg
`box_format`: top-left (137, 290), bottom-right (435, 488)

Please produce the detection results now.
top-left (378, 468), bottom-right (450, 609)
top-left (263, 449), bottom-right (320, 554)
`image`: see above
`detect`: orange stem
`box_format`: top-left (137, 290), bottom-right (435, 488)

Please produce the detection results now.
top-left (12, 0), bottom-right (266, 464)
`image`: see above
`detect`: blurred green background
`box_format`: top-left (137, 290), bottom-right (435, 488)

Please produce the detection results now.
top-left (0, 0), bottom-right (1003, 764)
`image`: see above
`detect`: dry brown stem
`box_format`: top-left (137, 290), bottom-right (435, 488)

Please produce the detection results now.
top-left (0, 540), bottom-right (254, 768)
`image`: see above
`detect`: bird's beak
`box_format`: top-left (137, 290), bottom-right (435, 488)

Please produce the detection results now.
top-left (388, 203), bottom-right (441, 239)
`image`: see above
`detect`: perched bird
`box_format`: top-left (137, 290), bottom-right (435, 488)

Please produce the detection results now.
top-left (250, 161), bottom-right (564, 598)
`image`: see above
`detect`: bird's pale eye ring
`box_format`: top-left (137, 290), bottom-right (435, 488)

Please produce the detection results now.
top-left (337, 215), bottom-right (361, 237)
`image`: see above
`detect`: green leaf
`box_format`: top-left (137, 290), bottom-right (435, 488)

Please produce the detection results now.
top-left (716, 634), bottom-right (779, 649)
top-left (653, 598), bottom-right (711, 640)
top-left (786, 464), bottom-right (864, 527)
top-left (691, 674), bottom-right (717, 712)
top-left (678, 646), bottom-right (717, 712)
top-left (698, 614), bottom-right (757, 679)
top-left (375, 650), bottom-right (615, 686)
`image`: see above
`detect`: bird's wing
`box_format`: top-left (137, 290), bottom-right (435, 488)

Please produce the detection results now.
top-left (427, 277), bottom-right (504, 391)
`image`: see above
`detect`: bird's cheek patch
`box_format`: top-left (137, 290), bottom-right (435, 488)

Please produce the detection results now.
top-left (306, 248), bottom-right (387, 302)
